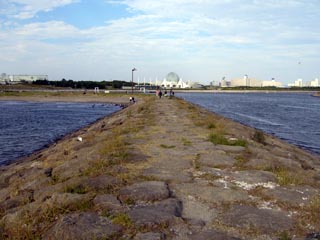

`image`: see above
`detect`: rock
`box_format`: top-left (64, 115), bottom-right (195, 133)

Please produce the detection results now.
top-left (172, 183), bottom-right (249, 204)
top-left (199, 152), bottom-right (236, 167)
top-left (213, 145), bottom-right (246, 153)
top-left (52, 158), bottom-right (90, 182)
top-left (230, 170), bottom-right (277, 184)
top-left (275, 156), bottom-right (302, 170)
top-left (43, 212), bottom-right (122, 240)
top-left (0, 199), bottom-right (21, 212)
top-left (228, 170), bottom-right (278, 190)
top-left (244, 158), bottom-right (274, 169)
top-left (0, 188), bottom-right (10, 202)
top-left (128, 198), bottom-right (182, 228)
top-left (190, 230), bottom-right (242, 240)
top-left (8, 167), bottom-right (43, 185)
top-left (262, 186), bottom-right (319, 206)
top-left (44, 193), bottom-right (91, 211)
top-left (305, 232), bottom-right (320, 240)
top-left (119, 181), bottom-right (170, 203)
top-left (1, 201), bottom-right (41, 228)
top-left (220, 205), bottom-right (293, 234)
top-left (83, 175), bottom-right (121, 192)
top-left (0, 171), bottom-right (11, 188)
top-left (33, 183), bottom-right (64, 202)
top-left (181, 198), bottom-right (218, 223)
top-left (134, 232), bottom-right (166, 240)
top-left (93, 194), bottom-right (122, 211)
top-left (143, 167), bottom-right (192, 183)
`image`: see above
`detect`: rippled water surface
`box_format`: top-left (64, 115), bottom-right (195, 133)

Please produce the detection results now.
top-left (0, 101), bottom-right (120, 165)
top-left (178, 92), bottom-right (320, 155)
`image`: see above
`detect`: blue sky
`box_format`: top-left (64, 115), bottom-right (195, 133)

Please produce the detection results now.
top-left (0, 0), bottom-right (319, 85)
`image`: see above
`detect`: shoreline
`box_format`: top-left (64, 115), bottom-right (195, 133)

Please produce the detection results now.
top-left (0, 94), bottom-right (319, 239)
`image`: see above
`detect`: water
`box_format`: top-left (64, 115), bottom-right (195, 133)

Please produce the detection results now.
top-left (178, 92), bottom-right (320, 155)
top-left (0, 101), bottom-right (121, 165)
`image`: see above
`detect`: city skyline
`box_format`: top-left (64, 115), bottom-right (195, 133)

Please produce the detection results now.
top-left (0, 0), bottom-right (319, 85)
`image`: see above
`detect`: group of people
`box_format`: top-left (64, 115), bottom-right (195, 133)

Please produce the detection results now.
top-left (129, 96), bottom-right (135, 103)
top-left (155, 88), bottom-right (174, 99)
top-left (129, 88), bottom-right (175, 103)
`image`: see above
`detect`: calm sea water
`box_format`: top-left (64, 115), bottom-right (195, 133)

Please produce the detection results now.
top-left (0, 101), bottom-right (120, 165)
top-left (178, 92), bottom-right (320, 155)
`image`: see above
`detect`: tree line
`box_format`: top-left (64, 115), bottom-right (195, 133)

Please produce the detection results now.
top-left (32, 79), bottom-right (133, 89)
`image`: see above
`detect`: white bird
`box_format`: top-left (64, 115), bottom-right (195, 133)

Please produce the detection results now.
top-left (77, 136), bottom-right (83, 142)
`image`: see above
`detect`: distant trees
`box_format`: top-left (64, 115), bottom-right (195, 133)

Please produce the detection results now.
top-left (32, 79), bottom-right (133, 89)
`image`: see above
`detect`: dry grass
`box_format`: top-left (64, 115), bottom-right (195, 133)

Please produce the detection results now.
top-left (273, 168), bottom-right (306, 186)
top-left (252, 130), bottom-right (266, 145)
top-left (181, 138), bottom-right (192, 146)
top-left (192, 153), bottom-right (201, 170)
top-left (1, 197), bottom-right (93, 239)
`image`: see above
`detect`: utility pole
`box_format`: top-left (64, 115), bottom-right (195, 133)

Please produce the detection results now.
top-left (131, 68), bottom-right (137, 94)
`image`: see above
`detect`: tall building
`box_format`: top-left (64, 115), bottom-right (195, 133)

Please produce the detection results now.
top-left (288, 78), bottom-right (303, 87)
top-left (230, 75), bottom-right (262, 87)
top-left (305, 78), bottom-right (319, 87)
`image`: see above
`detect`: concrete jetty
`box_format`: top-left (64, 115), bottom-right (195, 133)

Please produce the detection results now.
top-left (0, 94), bottom-right (319, 239)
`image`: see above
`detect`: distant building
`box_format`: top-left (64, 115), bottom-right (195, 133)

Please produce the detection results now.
top-left (230, 75), bottom-right (262, 87)
top-left (305, 78), bottom-right (319, 87)
top-left (261, 80), bottom-right (282, 87)
top-left (220, 77), bottom-right (231, 87)
top-left (288, 78), bottom-right (303, 87)
top-left (12, 75), bottom-right (48, 82)
top-left (161, 72), bottom-right (190, 88)
top-left (189, 82), bottom-right (204, 88)
top-left (210, 80), bottom-right (219, 87)
top-left (0, 73), bottom-right (48, 84)
top-left (0, 73), bottom-right (8, 84)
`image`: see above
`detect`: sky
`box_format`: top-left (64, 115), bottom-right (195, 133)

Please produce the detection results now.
top-left (0, 0), bottom-right (319, 85)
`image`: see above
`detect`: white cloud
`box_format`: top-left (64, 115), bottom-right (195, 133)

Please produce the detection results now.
top-left (0, 0), bottom-right (319, 83)
top-left (14, 21), bottom-right (81, 39)
top-left (1, 0), bottom-right (79, 19)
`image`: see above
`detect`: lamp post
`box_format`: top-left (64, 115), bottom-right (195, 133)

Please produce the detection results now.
top-left (131, 68), bottom-right (137, 94)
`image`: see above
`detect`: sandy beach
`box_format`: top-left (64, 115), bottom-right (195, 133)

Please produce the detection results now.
top-left (0, 93), bottom-right (319, 239)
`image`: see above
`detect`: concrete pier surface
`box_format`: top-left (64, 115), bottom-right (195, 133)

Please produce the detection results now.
top-left (0, 93), bottom-right (319, 239)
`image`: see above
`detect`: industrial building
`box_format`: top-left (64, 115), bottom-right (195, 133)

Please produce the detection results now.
top-left (0, 73), bottom-right (48, 84)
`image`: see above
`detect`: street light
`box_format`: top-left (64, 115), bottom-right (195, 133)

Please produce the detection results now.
top-left (131, 68), bottom-right (137, 94)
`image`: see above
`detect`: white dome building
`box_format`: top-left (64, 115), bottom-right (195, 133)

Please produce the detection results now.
top-left (161, 72), bottom-right (190, 88)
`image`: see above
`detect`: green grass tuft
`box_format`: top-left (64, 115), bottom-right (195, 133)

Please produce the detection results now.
top-left (111, 213), bottom-right (134, 228)
top-left (253, 130), bottom-right (266, 145)
top-left (181, 138), bottom-right (192, 146)
top-left (209, 133), bottom-right (247, 147)
top-left (160, 144), bottom-right (176, 149)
